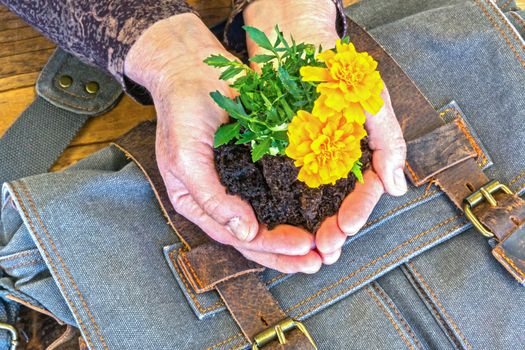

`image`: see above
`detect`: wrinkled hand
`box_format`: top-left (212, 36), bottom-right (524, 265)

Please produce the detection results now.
top-left (125, 13), bottom-right (322, 273)
top-left (245, 0), bottom-right (408, 265)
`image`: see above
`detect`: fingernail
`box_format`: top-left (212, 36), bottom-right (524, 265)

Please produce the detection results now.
top-left (227, 217), bottom-right (249, 241)
top-left (394, 168), bottom-right (408, 194)
top-left (323, 250), bottom-right (341, 265)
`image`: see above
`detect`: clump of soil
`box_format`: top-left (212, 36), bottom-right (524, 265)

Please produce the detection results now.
top-left (214, 139), bottom-right (372, 232)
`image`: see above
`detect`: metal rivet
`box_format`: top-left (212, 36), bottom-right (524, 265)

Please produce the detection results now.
top-left (58, 75), bottom-right (73, 88)
top-left (85, 81), bottom-right (100, 94)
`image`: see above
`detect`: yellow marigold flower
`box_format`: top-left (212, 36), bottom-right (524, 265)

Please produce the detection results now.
top-left (286, 110), bottom-right (367, 188)
top-left (300, 40), bottom-right (384, 123)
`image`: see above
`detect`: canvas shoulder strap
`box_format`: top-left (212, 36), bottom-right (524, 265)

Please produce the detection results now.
top-left (0, 48), bottom-right (123, 185)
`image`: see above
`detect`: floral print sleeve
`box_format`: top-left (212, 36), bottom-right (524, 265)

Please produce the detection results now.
top-left (0, 0), bottom-right (196, 98)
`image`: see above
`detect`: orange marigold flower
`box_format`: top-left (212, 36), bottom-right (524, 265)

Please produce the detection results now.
top-left (300, 40), bottom-right (384, 123)
top-left (286, 110), bottom-right (367, 188)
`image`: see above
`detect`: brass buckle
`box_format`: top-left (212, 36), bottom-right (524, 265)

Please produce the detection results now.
top-left (463, 180), bottom-right (514, 238)
top-left (252, 318), bottom-right (317, 350)
top-left (0, 322), bottom-right (19, 350)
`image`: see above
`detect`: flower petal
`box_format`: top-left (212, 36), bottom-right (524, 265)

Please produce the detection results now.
top-left (300, 66), bottom-right (332, 82)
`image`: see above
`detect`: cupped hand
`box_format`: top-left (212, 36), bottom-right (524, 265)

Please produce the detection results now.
top-left (244, 0), bottom-right (408, 265)
top-left (125, 13), bottom-right (322, 274)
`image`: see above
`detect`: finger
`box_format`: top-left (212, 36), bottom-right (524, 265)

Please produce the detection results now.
top-left (321, 249), bottom-right (341, 265)
top-left (315, 215), bottom-right (347, 256)
top-left (366, 87), bottom-right (408, 196)
top-left (337, 170), bottom-right (385, 236)
top-left (237, 247), bottom-right (323, 274)
top-left (166, 180), bottom-right (315, 255)
top-left (168, 141), bottom-right (260, 242)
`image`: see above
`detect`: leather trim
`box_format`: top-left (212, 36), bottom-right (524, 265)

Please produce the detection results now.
top-left (405, 119), bottom-right (478, 186)
top-left (177, 244), bottom-right (264, 293)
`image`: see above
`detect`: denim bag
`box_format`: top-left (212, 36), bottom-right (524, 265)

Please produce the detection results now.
top-left (1, 1), bottom-right (525, 349)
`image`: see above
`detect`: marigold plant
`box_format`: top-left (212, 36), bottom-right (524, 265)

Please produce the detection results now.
top-left (206, 28), bottom-right (384, 188)
top-left (300, 39), bottom-right (384, 124)
top-left (286, 110), bottom-right (366, 188)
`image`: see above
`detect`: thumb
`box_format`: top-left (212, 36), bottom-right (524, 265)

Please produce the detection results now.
top-left (366, 87), bottom-right (408, 196)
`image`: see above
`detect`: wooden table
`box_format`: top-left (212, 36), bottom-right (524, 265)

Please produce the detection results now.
top-left (0, 0), bottom-right (523, 172)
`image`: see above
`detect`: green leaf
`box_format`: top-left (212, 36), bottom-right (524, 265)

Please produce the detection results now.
top-left (278, 67), bottom-right (300, 98)
top-left (351, 161), bottom-right (364, 183)
top-left (249, 54), bottom-right (276, 64)
top-left (275, 26), bottom-right (290, 50)
top-left (235, 131), bottom-right (258, 144)
top-left (219, 66), bottom-right (244, 80)
top-left (272, 130), bottom-right (288, 142)
top-left (243, 26), bottom-right (274, 51)
top-left (251, 138), bottom-right (272, 162)
top-left (210, 91), bottom-right (247, 119)
top-left (214, 122), bottom-right (241, 147)
top-left (204, 54), bottom-right (234, 68)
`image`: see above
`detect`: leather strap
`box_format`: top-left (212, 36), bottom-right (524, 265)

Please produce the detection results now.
top-left (348, 19), bottom-right (525, 282)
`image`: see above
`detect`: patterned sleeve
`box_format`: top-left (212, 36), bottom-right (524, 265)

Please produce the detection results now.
top-left (0, 0), bottom-right (196, 100)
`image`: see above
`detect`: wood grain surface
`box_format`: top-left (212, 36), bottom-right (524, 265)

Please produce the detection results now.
top-left (0, 0), bottom-right (523, 172)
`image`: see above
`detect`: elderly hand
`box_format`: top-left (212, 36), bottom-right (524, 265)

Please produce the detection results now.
top-left (244, 0), bottom-right (408, 266)
top-left (124, 13), bottom-right (322, 274)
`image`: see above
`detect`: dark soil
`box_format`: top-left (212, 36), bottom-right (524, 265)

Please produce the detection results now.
top-left (214, 138), bottom-right (372, 232)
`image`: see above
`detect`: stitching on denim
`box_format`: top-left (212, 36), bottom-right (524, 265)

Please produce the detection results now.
top-left (404, 264), bottom-right (464, 348)
top-left (486, 0), bottom-right (525, 50)
top-left (499, 0), bottom-right (514, 10)
top-left (407, 262), bottom-right (472, 350)
top-left (292, 222), bottom-right (465, 317)
top-left (493, 246), bottom-right (525, 278)
top-left (510, 12), bottom-right (525, 32)
top-left (284, 216), bottom-right (460, 313)
top-left (221, 222), bottom-right (467, 350)
top-left (370, 282), bottom-right (423, 349)
top-left (0, 249), bottom-right (40, 262)
top-left (474, 0), bottom-right (525, 69)
top-left (17, 182), bottom-right (108, 350)
top-left (366, 286), bottom-right (415, 350)
top-left (9, 184), bottom-right (96, 350)
top-left (207, 334), bottom-right (243, 350)
top-left (2, 257), bottom-right (43, 271)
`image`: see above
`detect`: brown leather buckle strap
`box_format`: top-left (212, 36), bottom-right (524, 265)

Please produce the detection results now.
top-left (347, 15), bottom-right (525, 283)
top-left (113, 122), bottom-right (315, 349)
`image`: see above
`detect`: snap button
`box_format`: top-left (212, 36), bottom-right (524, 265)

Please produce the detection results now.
top-left (58, 75), bottom-right (73, 88)
top-left (85, 81), bottom-right (100, 94)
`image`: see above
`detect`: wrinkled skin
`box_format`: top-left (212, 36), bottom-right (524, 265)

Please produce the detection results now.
top-left (124, 0), bottom-right (407, 273)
